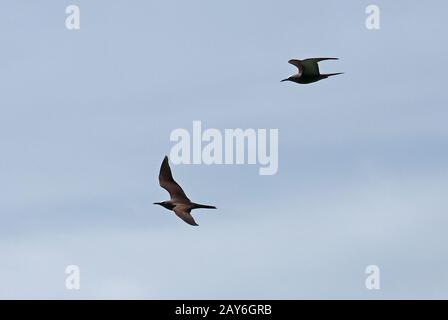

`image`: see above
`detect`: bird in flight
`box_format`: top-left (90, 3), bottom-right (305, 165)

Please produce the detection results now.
top-left (154, 156), bottom-right (217, 226)
top-left (281, 58), bottom-right (343, 84)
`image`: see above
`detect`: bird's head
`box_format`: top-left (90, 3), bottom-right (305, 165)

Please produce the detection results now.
top-left (154, 201), bottom-right (175, 210)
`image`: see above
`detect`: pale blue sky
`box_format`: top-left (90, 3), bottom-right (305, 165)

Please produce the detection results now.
top-left (0, 1), bottom-right (448, 298)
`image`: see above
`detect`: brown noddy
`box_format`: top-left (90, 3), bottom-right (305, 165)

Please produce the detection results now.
top-left (281, 58), bottom-right (343, 84)
top-left (154, 156), bottom-right (216, 226)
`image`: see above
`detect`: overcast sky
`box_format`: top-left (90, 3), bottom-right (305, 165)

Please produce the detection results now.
top-left (1, 1), bottom-right (448, 299)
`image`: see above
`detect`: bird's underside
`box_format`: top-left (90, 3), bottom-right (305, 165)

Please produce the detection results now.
top-left (156, 156), bottom-right (216, 226)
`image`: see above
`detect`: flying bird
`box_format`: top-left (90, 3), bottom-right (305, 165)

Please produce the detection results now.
top-left (281, 58), bottom-right (343, 84)
top-left (154, 156), bottom-right (216, 226)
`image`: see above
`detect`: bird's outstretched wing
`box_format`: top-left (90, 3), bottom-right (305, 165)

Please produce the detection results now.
top-left (173, 204), bottom-right (198, 226)
top-left (290, 58), bottom-right (338, 77)
top-left (288, 59), bottom-right (304, 76)
top-left (158, 156), bottom-right (190, 202)
top-left (303, 57), bottom-right (339, 63)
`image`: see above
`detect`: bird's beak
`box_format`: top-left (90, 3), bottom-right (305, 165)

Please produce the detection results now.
top-left (281, 78), bottom-right (289, 82)
top-left (153, 202), bottom-right (161, 205)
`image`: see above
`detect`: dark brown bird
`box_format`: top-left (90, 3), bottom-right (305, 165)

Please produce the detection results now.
top-left (154, 156), bottom-right (216, 226)
top-left (281, 58), bottom-right (343, 84)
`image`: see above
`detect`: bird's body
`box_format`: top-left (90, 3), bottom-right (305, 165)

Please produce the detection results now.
top-left (281, 58), bottom-right (343, 84)
top-left (154, 156), bottom-right (216, 226)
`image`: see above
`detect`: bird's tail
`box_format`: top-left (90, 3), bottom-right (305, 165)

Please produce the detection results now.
top-left (192, 203), bottom-right (217, 210)
top-left (323, 72), bottom-right (344, 78)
